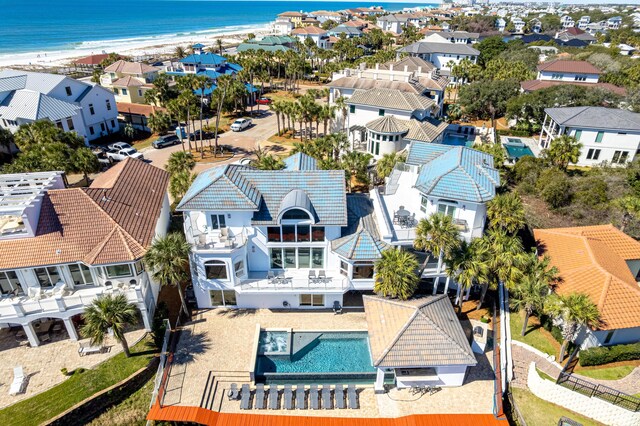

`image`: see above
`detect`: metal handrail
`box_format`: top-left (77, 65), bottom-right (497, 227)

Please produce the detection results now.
top-left (556, 370), bottom-right (640, 412)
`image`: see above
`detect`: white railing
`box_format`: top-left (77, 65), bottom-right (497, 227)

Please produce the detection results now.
top-left (186, 227), bottom-right (248, 251)
top-left (239, 276), bottom-right (348, 292)
top-left (149, 318), bottom-right (172, 411)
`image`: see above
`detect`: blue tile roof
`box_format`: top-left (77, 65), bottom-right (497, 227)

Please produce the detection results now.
top-left (409, 142), bottom-right (500, 203)
top-left (283, 153), bottom-right (319, 171)
top-left (177, 164), bottom-right (347, 225)
top-left (332, 194), bottom-right (389, 260)
top-left (180, 53), bottom-right (226, 66)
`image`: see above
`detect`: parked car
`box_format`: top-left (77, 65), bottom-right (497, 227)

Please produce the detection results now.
top-left (153, 134), bottom-right (180, 149)
top-left (230, 118), bottom-right (252, 132)
top-left (189, 130), bottom-right (213, 141)
top-left (256, 97), bottom-right (272, 105)
top-left (106, 147), bottom-right (144, 161)
top-left (108, 142), bottom-right (132, 151)
top-left (92, 147), bottom-right (113, 169)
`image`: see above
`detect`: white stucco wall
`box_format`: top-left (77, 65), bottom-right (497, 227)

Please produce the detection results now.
top-left (566, 127), bottom-right (640, 166)
top-left (538, 70), bottom-right (600, 83)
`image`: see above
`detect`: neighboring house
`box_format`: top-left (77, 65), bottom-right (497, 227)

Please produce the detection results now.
top-left (577, 15), bottom-right (591, 30)
top-left (272, 17), bottom-right (294, 35)
top-left (100, 60), bottom-right (160, 104)
top-left (0, 159), bottom-right (170, 347)
top-left (72, 53), bottom-right (110, 69)
top-left (555, 27), bottom-right (597, 45)
top-left (364, 295), bottom-right (478, 392)
top-left (237, 36), bottom-right (295, 53)
top-left (308, 10), bottom-right (344, 24)
top-left (420, 30), bottom-right (480, 44)
top-left (529, 18), bottom-right (542, 33)
top-left (377, 14), bottom-right (409, 35)
top-left (585, 22), bottom-right (607, 36)
top-left (398, 34), bottom-right (480, 75)
top-left (495, 18), bottom-right (506, 32)
top-left (117, 102), bottom-right (166, 132)
top-left (560, 15), bottom-right (575, 29)
top-left (534, 225), bottom-right (640, 348)
top-left (0, 69), bottom-right (119, 143)
top-left (511, 17), bottom-right (525, 33)
top-left (276, 11), bottom-right (306, 28)
top-left (291, 27), bottom-right (328, 49)
top-left (176, 154), bottom-right (391, 310)
top-left (607, 16), bottom-right (622, 30)
top-left (539, 106), bottom-right (640, 166)
top-left (327, 25), bottom-right (363, 39)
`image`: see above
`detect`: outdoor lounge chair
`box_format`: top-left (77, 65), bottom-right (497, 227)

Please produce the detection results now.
top-left (269, 386), bottom-right (279, 409)
top-left (8, 366), bottom-right (26, 395)
top-left (295, 384), bottom-right (305, 409)
top-left (318, 270), bottom-right (327, 282)
top-left (347, 384), bottom-right (358, 409)
top-left (228, 383), bottom-right (239, 400)
top-left (284, 384), bottom-right (293, 410)
top-left (335, 384), bottom-right (346, 409)
top-left (309, 384), bottom-right (320, 410)
top-left (240, 384), bottom-right (251, 409)
top-left (333, 301), bottom-right (342, 314)
top-left (322, 384), bottom-right (333, 409)
top-left (255, 383), bottom-right (265, 409)
top-left (78, 341), bottom-right (105, 356)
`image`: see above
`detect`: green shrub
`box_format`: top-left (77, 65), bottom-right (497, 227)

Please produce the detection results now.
top-left (540, 315), bottom-right (564, 344)
top-left (497, 129), bottom-right (532, 137)
top-left (513, 156), bottom-right (544, 185)
top-left (537, 168), bottom-right (572, 209)
top-left (579, 342), bottom-right (640, 367)
top-left (575, 175), bottom-right (608, 206)
top-left (151, 301), bottom-right (169, 349)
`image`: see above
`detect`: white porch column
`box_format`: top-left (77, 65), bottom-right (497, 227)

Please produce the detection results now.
top-left (464, 285), bottom-right (471, 301)
top-left (140, 307), bottom-right (152, 331)
top-left (374, 368), bottom-right (385, 394)
top-left (444, 276), bottom-right (451, 295)
top-left (23, 323), bottom-right (39, 347)
top-left (63, 317), bottom-right (79, 341)
top-left (432, 276), bottom-right (440, 295)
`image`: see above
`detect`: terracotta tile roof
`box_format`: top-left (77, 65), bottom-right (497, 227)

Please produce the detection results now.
top-left (520, 79), bottom-right (627, 96)
top-left (0, 159), bottom-right (168, 269)
top-left (291, 26), bottom-right (327, 35)
top-left (534, 225), bottom-right (640, 330)
top-left (103, 60), bottom-right (159, 75)
top-left (73, 54), bottom-right (110, 66)
top-left (537, 59), bottom-right (602, 75)
top-left (111, 76), bottom-right (144, 87)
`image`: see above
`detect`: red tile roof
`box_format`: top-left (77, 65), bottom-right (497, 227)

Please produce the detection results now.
top-left (537, 59), bottom-right (602, 74)
top-left (521, 80), bottom-right (627, 96)
top-left (73, 54), bottom-right (110, 66)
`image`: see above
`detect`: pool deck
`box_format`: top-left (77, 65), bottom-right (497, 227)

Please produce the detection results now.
top-left (500, 136), bottom-right (540, 157)
top-left (161, 309), bottom-right (495, 417)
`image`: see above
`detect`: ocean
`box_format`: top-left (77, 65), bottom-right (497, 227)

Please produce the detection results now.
top-left (0, 0), bottom-right (437, 56)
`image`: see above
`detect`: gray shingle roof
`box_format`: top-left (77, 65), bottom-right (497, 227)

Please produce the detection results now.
top-left (328, 76), bottom-right (427, 95)
top-left (366, 116), bottom-right (410, 133)
top-left (405, 119), bottom-right (448, 143)
top-left (0, 90), bottom-right (81, 121)
top-left (545, 107), bottom-right (640, 132)
top-left (283, 152), bottom-right (318, 171)
top-left (399, 41), bottom-right (480, 56)
top-left (380, 56), bottom-right (436, 72)
top-left (364, 295), bottom-right (477, 368)
top-left (347, 88), bottom-right (435, 112)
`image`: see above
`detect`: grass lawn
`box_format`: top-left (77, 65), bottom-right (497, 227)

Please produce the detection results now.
top-left (575, 365), bottom-right (636, 381)
top-left (132, 134), bottom-right (157, 150)
top-left (510, 311), bottom-right (560, 357)
top-left (0, 336), bottom-right (157, 426)
top-left (512, 388), bottom-right (605, 426)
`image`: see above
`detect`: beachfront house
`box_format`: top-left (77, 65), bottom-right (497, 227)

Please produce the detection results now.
top-left (398, 34), bottom-right (479, 79)
top-left (0, 159), bottom-right (170, 347)
top-left (237, 36), bottom-right (295, 53)
top-left (100, 60), bottom-right (160, 104)
top-left (420, 30), bottom-right (479, 44)
top-left (308, 10), bottom-right (344, 24)
top-left (276, 11), bottom-right (306, 28)
top-left (291, 27), bottom-right (329, 49)
top-left (377, 14), bottom-right (409, 35)
top-left (539, 106), bottom-right (640, 167)
top-left (0, 69), bottom-right (119, 143)
top-left (534, 225), bottom-right (640, 348)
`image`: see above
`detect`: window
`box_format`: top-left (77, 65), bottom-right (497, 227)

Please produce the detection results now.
top-left (138, 89), bottom-right (143, 97)
top-left (89, 104), bottom-right (95, 115)
top-left (284, 248), bottom-right (296, 268)
top-left (586, 149), bottom-right (601, 160)
top-left (349, 105), bottom-right (355, 114)
top-left (111, 120), bottom-right (116, 128)
top-left (612, 150), bottom-right (629, 164)
top-left (595, 131), bottom-right (604, 143)
top-left (100, 123), bottom-right (106, 132)
top-left (223, 290), bottom-right (237, 305)
top-left (312, 248), bottom-right (324, 268)
top-left (298, 248), bottom-right (311, 268)
top-left (68, 264), bottom-right (94, 286)
top-left (65, 86), bottom-right (72, 96)
top-left (210, 214), bottom-right (226, 230)
top-left (267, 227), bottom-right (281, 242)
top-left (234, 260), bottom-right (245, 277)
top-left (66, 118), bottom-right (74, 131)
top-left (106, 100), bottom-right (111, 111)
top-left (270, 248), bottom-right (283, 269)
top-left (574, 130), bottom-right (582, 140)
top-left (114, 88), bottom-right (119, 95)
top-left (378, 109), bottom-right (385, 116)
top-left (282, 209), bottom-right (310, 220)
top-left (89, 126), bottom-right (95, 135)
top-left (420, 196), bottom-right (428, 213)
top-left (55, 120), bottom-right (63, 129)
top-left (210, 290), bottom-right (224, 306)
top-left (297, 225), bottom-right (310, 242)
top-left (353, 262), bottom-right (374, 279)
top-left (122, 89), bottom-right (128, 95)
top-left (312, 226), bottom-right (325, 241)
top-left (34, 266), bottom-right (61, 288)
top-left (300, 294), bottom-right (324, 306)
top-left (105, 264), bottom-right (133, 278)
top-left (382, 135), bottom-right (387, 142)
top-left (0, 271), bottom-right (22, 295)
top-left (340, 261), bottom-right (349, 277)
top-left (437, 203), bottom-right (456, 217)
top-left (205, 261), bottom-right (228, 280)
top-left (604, 330), bottom-right (615, 345)
top-left (282, 225), bottom-right (296, 242)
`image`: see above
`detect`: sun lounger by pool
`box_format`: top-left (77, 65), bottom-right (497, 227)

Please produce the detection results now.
top-left (295, 384), bottom-right (305, 409)
top-left (284, 384), bottom-right (293, 410)
top-left (322, 384), bottom-right (333, 409)
top-left (228, 383), bottom-right (239, 400)
top-left (269, 386), bottom-right (279, 409)
top-left (347, 384), bottom-right (358, 409)
top-left (255, 383), bottom-right (265, 409)
top-left (9, 366), bottom-right (26, 395)
top-left (310, 384), bottom-right (320, 410)
top-left (240, 384), bottom-right (251, 409)
top-left (335, 384), bottom-right (346, 409)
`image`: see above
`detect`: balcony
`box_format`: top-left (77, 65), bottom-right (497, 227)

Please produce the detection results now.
top-left (237, 270), bottom-right (348, 293)
top-left (186, 227), bottom-right (248, 252)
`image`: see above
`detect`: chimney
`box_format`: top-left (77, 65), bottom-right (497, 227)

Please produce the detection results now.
top-left (404, 65), bottom-right (408, 72)
top-left (376, 63), bottom-right (379, 70)
top-left (418, 66), bottom-right (422, 74)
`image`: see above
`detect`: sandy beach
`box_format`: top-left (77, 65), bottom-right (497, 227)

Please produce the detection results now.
top-left (0, 23), bottom-right (272, 69)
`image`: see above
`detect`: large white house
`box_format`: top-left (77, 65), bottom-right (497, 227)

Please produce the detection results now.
top-left (539, 107), bottom-right (640, 167)
top-left (398, 34), bottom-right (479, 75)
top-left (0, 70), bottom-right (119, 143)
top-left (0, 159), bottom-right (170, 347)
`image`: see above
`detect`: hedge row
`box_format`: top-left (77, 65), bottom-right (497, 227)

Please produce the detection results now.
top-left (497, 129), bottom-right (532, 137)
top-left (579, 342), bottom-right (640, 367)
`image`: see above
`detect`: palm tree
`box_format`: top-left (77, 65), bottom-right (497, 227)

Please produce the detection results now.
top-left (71, 147), bottom-right (100, 185)
top-left (487, 192), bottom-right (526, 234)
top-left (341, 150), bottom-right (372, 191)
top-left (335, 96), bottom-right (348, 132)
top-left (144, 233), bottom-right (192, 319)
top-left (169, 170), bottom-right (197, 204)
top-left (217, 39), bottom-right (223, 55)
top-left (320, 104), bottom-right (336, 137)
top-left (271, 101), bottom-right (282, 135)
top-left (0, 127), bottom-right (15, 158)
top-left (414, 213), bottom-right (461, 275)
top-left (544, 135), bottom-right (582, 171)
top-left (166, 151), bottom-right (195, 177)
top-left (376, 152), bottom-right (406, 181)
top-left (81, 294), bottom-right (139, 357)
top-left (615, 195), bottom-right (640, 232)
top-left (446, 240), bottom-right (488, 307)
top-left (147, 111), bottom-right (171, 134)
top-left (511, 274), bottom-right (552, 336)
top-left (251, 147), bottom-right (285, 170)
top-left (193, 75), bottom-right (211, 157)
top-left (174, 46), bottom-right (186, 58)
top-left (545, 293), bottom-right (600, 361)
top-left (374, 248), bottom-right (420, 300)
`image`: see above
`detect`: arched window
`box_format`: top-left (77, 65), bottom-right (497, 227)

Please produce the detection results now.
top-left (281, 208), bottom-right (311, 220)
top-left (205, 261), bottom-right (227, 280)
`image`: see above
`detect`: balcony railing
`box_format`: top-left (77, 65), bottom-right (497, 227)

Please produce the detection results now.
top-left (238, 273), bottom-right (348, 292)
top-left (186, 227), bottom-right (248, 251)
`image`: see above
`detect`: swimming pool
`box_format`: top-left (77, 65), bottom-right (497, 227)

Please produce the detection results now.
top-left (503, 138), bottom-right (534, 160)
top-left (442, 134), bottom-right (474, 147)
top-left (255, 331), bottom-right (376, 383)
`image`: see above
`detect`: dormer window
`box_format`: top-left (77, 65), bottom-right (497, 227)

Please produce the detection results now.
top-left (282, 208), bottom-right (311, 220)
top-left (65, 86), bottom-right (72, 96)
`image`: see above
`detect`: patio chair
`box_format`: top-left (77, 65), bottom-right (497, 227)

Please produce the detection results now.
top-left (267, 271), bottom-right (276, 283)
top-left (308, 270), bottom-right (316, 280)
top-left (309, 384), bottom-right (320, 410)
top-left (228, 383), bottom-right (240, 400)
top-left (335, 384), bottom-right (346, 409)
top-left (347, 384), bottom-right (358, 409)
top-left (333, 301), bottom-right (342, 315)
top-left (77, 341), bottom-right (105, 356)
top-left (255, 383), bottom-right (265, 409)
top-left (52, 280), bottom-right (66, 297)
top-left (268, 386), bottom-right (279, 410)
top-left (318, 270), bottom-right (327, 283)
top-left (322, 384), bottom-right (333, 409)
top-left (9, 366), bottom-right (26, 395)
top-left (27, 287), bottom-right (42, 301)
top-left (295, 384), bottom-right (305, 409)
top-left (284, 384), bottom-right (293, 410)
top-left (240, 384), bottom-right (251, 409)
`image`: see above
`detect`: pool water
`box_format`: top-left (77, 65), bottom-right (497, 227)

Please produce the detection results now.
top-left (503, 138), bottom-right (534, 159)
top-left (442, 134), bottom-right (474, 147)
top-left (255, 331), bottom-right (375, 375)
top-left (258, 331), bottom-right (289, 354)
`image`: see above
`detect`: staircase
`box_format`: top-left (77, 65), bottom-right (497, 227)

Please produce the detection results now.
top-left (385, 167), bottom-right (402, 195)
top-left (200, 370), bottom-right (252, 411)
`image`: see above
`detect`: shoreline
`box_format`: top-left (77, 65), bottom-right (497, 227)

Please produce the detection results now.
top-left (0, 23), bottom-right (272, 68)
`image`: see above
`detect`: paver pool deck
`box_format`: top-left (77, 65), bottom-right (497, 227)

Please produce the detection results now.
top-left (162, 309), bottom-right (495, 417)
